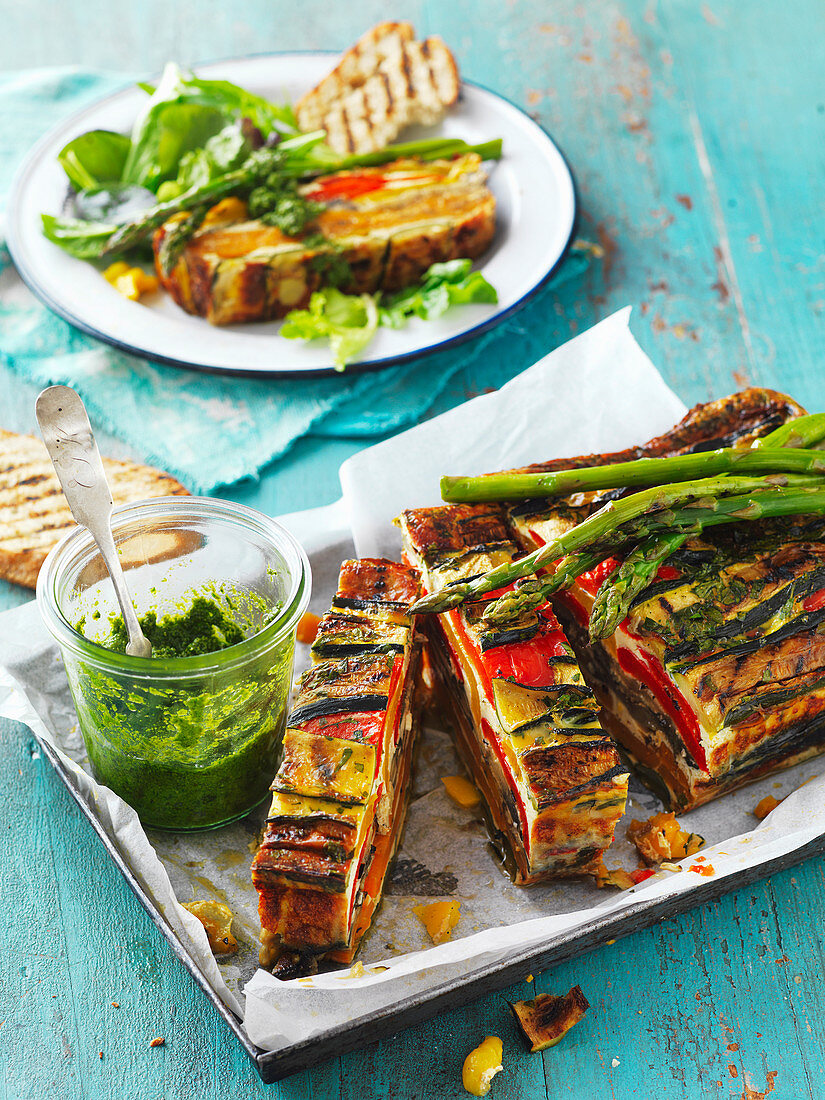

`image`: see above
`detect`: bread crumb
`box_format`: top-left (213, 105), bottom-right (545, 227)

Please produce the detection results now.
top-left (149, 1037), bottom-right (165, 1048)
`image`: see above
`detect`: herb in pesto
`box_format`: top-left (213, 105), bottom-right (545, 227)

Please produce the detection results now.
top-left (105, 596), bottom-right (244, 658)
top-left (247, 170), bottom-right (324, 236)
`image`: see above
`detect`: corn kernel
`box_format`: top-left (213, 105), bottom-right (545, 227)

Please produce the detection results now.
top-left (414, 900), bottom-right (460, 945)
top-left (441, 775), bottom-right (481, 808)
top-left (462, 1036), bottom-right (503, 1096)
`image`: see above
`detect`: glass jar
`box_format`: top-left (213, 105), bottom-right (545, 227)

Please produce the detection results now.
top-left (36, 496), bottom-right (310, 830)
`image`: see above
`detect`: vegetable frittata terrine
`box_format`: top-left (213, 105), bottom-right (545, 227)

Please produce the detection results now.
top-left (397, 504), bottom-right (629, 884)
top-left (252, 557), bottom-right (423, 972)
top-left (503, 388), bottom-right (825, 809)
top-left (155, 154), bottom-right (495, 324)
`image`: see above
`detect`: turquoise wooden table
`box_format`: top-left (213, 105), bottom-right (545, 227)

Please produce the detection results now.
top-left (1, 2), bottom-right (823, 1097)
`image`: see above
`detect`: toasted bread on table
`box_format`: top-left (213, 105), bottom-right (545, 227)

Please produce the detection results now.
top-left (296, 23), bottom-right (460, 154)
top-left (0, 428), bottom-right (188, 589)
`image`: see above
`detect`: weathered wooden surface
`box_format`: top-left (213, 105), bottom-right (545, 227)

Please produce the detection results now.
top-left (1, 1), bottom-right (824, 1097)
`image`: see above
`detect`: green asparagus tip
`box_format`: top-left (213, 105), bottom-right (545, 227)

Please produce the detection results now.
top-left (411, 587), bottom-right (465, 615)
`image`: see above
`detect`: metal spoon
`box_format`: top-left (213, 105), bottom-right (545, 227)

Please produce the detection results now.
top-left (35, 385), bottom-right (152, 658)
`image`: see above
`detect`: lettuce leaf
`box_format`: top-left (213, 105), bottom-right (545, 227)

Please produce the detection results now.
top-left (280, 289), bottom-right (379, 371)
top-left (379, 259), bottom-right (498, 327)
top-left (281, 260), bottom-right (498, 368)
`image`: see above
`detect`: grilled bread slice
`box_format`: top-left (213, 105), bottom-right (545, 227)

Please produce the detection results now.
top-left (0, 428), bottom-right (188, 588)
top-left (252, 558), bottom-right (423, 972)
top-left (397, 504), bottom-right (628, 885)
top-left (501, 387), bottom-right (825, 810)
top-left (295, 22), bottom-right (416, 133)
top-left (296, 23), bottom-right (460, 154)
top-left (155, 154), bottom-right (495, 325)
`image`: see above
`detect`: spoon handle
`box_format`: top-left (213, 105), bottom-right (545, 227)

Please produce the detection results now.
top-left (35, 386), bottom-right (152, 658)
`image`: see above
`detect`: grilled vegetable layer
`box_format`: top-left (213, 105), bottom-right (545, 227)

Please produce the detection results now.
top-left (506, 388), bottom-right (825, 809)
top-left (397, 504), bottom-right (628, 884)
top-left (251, 557), bottom-right (422, 969)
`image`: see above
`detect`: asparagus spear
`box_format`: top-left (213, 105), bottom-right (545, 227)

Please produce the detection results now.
top-left (104, 147), bottom-right (289, 254)
top-left (440, 446), bottom-right (825, 504)
top-left (587, 529), bottom-right (696, 640)
top-left (411, 475), bottom-right (825, 614)
top-left (480, 550), bottom-right (605, 626)
top-left (156, 205), bottom-right (208, 276)
top-left (757, 413), bottom-right (825, 450)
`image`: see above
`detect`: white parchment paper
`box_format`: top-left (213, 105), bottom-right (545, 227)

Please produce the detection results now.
top-left (2, 308), bottom-right (824, 1056)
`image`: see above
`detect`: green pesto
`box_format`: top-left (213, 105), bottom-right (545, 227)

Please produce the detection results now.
top-left (104, 595), bottom-right (245, 658)
top-left (66, 592), bottom-right (294, 830)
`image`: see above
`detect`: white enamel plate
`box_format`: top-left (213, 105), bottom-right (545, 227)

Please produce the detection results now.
top-left (7, 55), bottom-right (577, 377)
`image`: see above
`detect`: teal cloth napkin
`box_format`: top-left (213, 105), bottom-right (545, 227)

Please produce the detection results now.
top-left (0, 69), bottom-right (594, 493)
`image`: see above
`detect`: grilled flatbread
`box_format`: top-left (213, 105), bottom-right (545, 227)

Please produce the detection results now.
top-left (0, 428), bottom-right (188, 588)
top-left (296, 23), bottom-right (460, 155)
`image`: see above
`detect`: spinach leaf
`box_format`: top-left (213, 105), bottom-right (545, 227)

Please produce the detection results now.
top-left (123, 100), bottom-right (227, 191)
top-left (57, 130), bottom-right (131, 190)
top-left (174, 73), bottom-right (298, 136)
top-left (41, 214), bottom-right (115, 260)
top-left (122, 64), bottom-right (296, 192)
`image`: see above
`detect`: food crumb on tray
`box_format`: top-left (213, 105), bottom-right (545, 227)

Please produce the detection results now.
top-left (414, 900), bottom-right (461, 945)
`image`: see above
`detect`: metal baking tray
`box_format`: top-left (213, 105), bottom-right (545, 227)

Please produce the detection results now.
top-left (30, 720), bottom-right (825, 1083)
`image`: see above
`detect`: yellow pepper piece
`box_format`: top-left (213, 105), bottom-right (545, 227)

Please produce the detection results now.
top-left (754, 794), bottom-right (782, 820)
top-left (107, 266), bottom-right (159, 302)
top-left (103, 261), bottom-right (130, 282)
top-left (134, 269), bottom-right (159, 295)
top-left (462, 1036), bottom-right (503, 1096)
top-left (441, 775), bottom-right (481, 808)
top-left (112, 270), bottom-right (141, 300)
top-left (414, 900), bottom-right (460, 945)
top-left (182, 900), bottom-right (238, 956)
top-left (203, 196), bottom-right (249, 226)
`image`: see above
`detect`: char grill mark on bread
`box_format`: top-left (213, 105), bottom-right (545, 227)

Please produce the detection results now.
top-left (0, 428), bottom-right (188, 589)
top-left (296, 23), bottom-right (460, 155)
